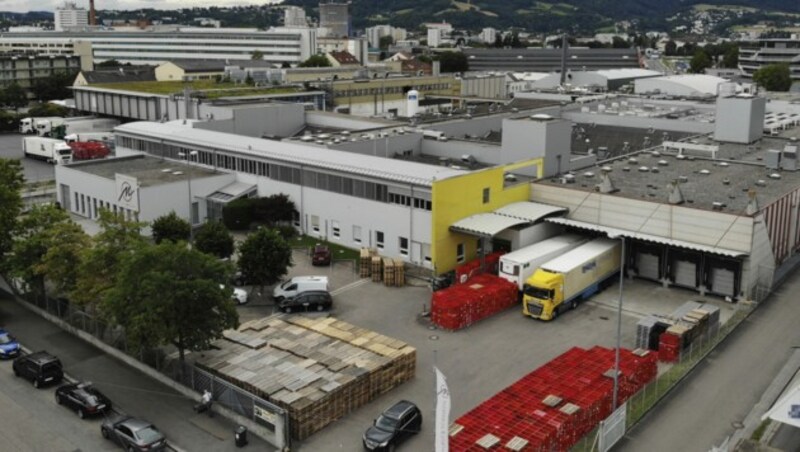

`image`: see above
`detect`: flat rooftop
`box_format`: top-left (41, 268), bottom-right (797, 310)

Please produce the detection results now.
top-left (73, 154), bottom-right (221, 187)
top-left (80, 81), bottom-right (306, 100)
top-left (538, 146), bottom-right (800, 213)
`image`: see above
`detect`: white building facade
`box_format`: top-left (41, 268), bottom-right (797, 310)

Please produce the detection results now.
top-left (54, 3), bottom-right (88, 32)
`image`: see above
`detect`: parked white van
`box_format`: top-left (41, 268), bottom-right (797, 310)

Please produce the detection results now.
top-left (273, 276), bottom-right (330, 301)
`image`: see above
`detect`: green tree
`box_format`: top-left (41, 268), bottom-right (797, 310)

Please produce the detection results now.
top-left (299, 54), bottom-right (332, 68)
top-left (722, 46), bottom-right (739, 69)
top-left (754, 64), bottom-right (792, 92)
top-left (27, 102), bottom-right (69, 117)
top-left (1, 82), bottom-right (29, 110)
top-left (151, 211), bottom-right (191, 244)
top-left (665, 40), bottom-right (677, 56)
top-left (689, 49), bottom-right (712, 74)
top-left (379, 35), bottom-right (394, 50)
top-left (8, 205), bottom-right (70, 294)
top-left (611, 36), bottom-right (629, 49)
top-left (194, 221), bottom-right (235, 259)
top-left (238, 227), bottom-right (292, 293)
top-left (71, 210), bottom-right (147, 308)
top-left (30, 70), bottom-right (79, 102)
top-left (37, 221), bottom-right (90, 295)
top-left (95, 59), bottom-right (122, 68)
top-left (106, 241), bottom-right (238, 365)
top-left (0, 159), bottom-right (24, 276)
top-left (437, 51), bottom-right (469, 73)
top-left (251, 50), bottom-right (264, 60)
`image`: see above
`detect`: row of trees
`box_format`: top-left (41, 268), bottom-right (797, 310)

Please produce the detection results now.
top-left (0, 159), bottom-right (294, 367)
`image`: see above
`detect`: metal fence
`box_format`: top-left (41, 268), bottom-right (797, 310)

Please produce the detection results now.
top-left (571, 302), bottom-right (755, 452)
top-left (9, 283), bottom-right (289, 448)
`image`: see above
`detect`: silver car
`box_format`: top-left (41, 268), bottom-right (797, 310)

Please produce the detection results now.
top-left (101, 415), bottom-right (166, 452)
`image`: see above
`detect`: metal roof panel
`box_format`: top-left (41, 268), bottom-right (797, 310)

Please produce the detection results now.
top-left (450, 213), bottom-right (529, 237)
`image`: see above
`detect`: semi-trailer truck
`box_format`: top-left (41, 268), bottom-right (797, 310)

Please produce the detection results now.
top-left (64, 132), bottom-right (114, 143)
top-left (19, 117), bottom-right (61, 134)
top-left (522, 238), bottom-right (621, 321)
top-left (22, 137), bottom-right (73, 164)
top-left (498, 234), bottom-right (585, 291)
top-left (37, 117), bottom-right (118, 137)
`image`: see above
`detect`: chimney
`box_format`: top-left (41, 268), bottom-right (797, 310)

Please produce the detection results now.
top-left (667, 180), bottom-right (684, 205)
top-left (89, 0), bottom-right (96, 26)
top-left (746, 188), bottom-right (759, 216)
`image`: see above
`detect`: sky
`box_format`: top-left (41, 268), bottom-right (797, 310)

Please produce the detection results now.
top-left (0, 0), bottom-right (283, 14)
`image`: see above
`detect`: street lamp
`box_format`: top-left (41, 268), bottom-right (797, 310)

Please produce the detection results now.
top-left (608, 233), bottom-right (626, 410)
top-left (178, 150), bottom-right (198, 243)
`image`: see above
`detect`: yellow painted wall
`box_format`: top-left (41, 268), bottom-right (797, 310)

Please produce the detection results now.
top-left (431, 159), bottom-right (542, 274)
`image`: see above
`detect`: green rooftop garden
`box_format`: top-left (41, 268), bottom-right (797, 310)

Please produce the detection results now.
top-left (92, 80), bottom-right (303, 99)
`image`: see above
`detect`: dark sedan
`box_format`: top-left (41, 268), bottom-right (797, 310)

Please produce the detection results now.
top-left (312, 244), bottom-right (332, 266)
top-left (56, 381), bottom-right (112, 419)
top-left (101, 415), bottom-right (167, 452)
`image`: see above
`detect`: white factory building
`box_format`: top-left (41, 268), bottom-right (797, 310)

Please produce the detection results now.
top-left (54, 3), bottom-right (88, 32)
top-left (0, 27), bottom-right (317, 66)
top-left (634, 74), bottom-right (731, 98)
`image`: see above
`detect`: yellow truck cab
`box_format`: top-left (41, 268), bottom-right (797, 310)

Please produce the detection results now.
top-left (522, 238), bottom-right (621, 321)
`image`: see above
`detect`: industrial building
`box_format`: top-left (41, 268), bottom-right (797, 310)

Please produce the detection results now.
top-left (463, 48), bottom-right (641, 72)
top-left (0, 27), bottom-right (317, 66)
top-left (318, 1), bottom-right (351, 38)
top-left (54, 2), bottom-right (88, 31)
top-left (0, 54), bottom-right (83, 92)
top-left (634, 74), bottom-right (731, 98)
top-left (54, 86), bottom-right (800, 302)
top-left (531, 68), bottom-right (662, 91)
top-left (739, 35), bottom-right (800, 80)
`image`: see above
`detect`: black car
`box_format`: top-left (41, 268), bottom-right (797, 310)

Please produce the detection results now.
top-left (12, 351), bottom-right (64, 388)
top-left (278, 290), bottom-right (333, 313)
top-left (363, 400), bottom-right (422, 451)
top-left (56, 381), bottom-right (112, 419)
top-left (101, 415), bottom-right (167, 452)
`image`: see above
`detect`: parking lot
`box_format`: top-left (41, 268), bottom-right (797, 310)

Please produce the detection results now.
top-left (234, 251), bottom-right (737, 451)
top-left (0, 133), bottom-right (56, 183)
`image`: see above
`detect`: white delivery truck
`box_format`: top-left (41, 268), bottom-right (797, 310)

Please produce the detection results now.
top-left (20, 117), bottom-right (61, 134)
top-left (34, 117), bottom-right (66, 136)
top-left (22, 136), bottom-right (73, 164)
top-left (34, 116), bottom-right (98, 137)
top-left (272, 276), bottom-right (329, 302)
top-left (498, 234), bottom-right (585, 291)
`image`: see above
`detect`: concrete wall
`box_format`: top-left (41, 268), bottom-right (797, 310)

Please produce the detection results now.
top-left (429, 115), bottom-right (507, 138)
top-left (305, 111), bottom-right (394, 130)
top-left (194, 104), bottom-right (305, 138)
top-left (420, 139), bottom-right (501, 165)
top-left (329, 133), bottom-right (422, 158)
top-left (461, 75), bottom-right (507, 99)
top-left (561, 111), bottom-right (715, 134)
top-left (714, 96), bottom-right (766, 144)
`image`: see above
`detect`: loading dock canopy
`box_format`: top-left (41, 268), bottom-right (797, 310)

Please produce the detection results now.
top-left (450, 202), bottom-right (568, 238)
top-left (546, 217), bottom-right (748, 258)
top-left (450, 213), bottom-right (529, 238)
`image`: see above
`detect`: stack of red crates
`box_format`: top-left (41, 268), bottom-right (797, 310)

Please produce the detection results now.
top-left (449, 346), bottom-right (657, 451)
top-left (431, 274), bottom-right (518, 331)
top-left (658, 332), bottom-right (682, 363)
top-left (68, 141), bottom-right (110, 160)
top-left (454, 251), bottom-right (505, 284)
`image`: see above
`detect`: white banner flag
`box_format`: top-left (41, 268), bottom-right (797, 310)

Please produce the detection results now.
top-left (435, 366), bottom-right (451, 452)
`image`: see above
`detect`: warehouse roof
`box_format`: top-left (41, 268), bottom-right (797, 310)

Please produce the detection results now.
top-left (450, 213), bottom-right (528, 238)
top-left (594, 68), bottom-right (662, 80)
top-left (73, 154), bottom-right (221, 187)
top-left (638, 75), bottom-right (728, 96)
top-left (115, 121), bottom-right (467, 186)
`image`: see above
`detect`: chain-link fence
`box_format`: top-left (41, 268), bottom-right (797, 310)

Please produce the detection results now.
top-left (571, 302), bottom-right (754, 451)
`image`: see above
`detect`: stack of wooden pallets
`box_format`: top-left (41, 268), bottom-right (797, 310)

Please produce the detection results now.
top-left (359, 248), bottom-right (374, 278)
top-left (196, 316), bottom-right (416, 440)
top-left (371, 256), bottom-right (383, 282)
top-left (381, 258), bottom-right (405, 287)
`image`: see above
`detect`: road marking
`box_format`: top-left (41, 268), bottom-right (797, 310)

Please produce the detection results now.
top-left (331, 278), bottom-right (370, 296)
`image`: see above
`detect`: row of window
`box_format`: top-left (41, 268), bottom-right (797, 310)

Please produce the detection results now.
top-left (72, 191), bottom-right (136, 222)
top-left (308, 215), bottom-right (431, 262)
top-left (94, 48), bottom-right (301, 56)
top-left (334, 83), bottom-right (451, 98)
top-left (92, 41), bottom-right (301, 48)
top-left (117, 135), bottom-right (433, 211)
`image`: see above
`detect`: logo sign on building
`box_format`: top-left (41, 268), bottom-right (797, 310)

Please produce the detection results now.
top-left (115, 174), bottom-right (139, 212)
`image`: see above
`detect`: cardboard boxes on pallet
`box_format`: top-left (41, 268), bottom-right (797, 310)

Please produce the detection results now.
top-left (196, 316), bottom-right (416, 440)
top-left (635, 301), bottom-right (722, 362)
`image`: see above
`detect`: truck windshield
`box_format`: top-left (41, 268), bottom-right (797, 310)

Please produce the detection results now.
top-left (523, 285), bottom-right (553, 300)
top-left (58, 149), bottom-right (72, 156)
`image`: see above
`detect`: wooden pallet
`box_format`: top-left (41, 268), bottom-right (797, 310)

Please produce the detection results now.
top-left (371, 256), bottom-right (383, 282)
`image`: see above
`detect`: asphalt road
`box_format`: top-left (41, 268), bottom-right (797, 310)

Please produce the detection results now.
top-left (0, 132), bottom-right (55, 182)
top-left (0, 353), bottom-right (118, 452)
top-left (618, 271), bottom-right (800, 451)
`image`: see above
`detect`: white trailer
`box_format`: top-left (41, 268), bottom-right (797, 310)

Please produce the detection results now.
top-left (20, 117), bottom-right (60, 134)
top-left (34, 116), bottom-right (98, 136)
top-left (61, 118), bottom-right (120, 135)
top-left (22, 137), bottom-right (73, 164)
top-left (498, 234), bottom-right (585, 291)
top-left (64, 131), bottom-right (114, 143)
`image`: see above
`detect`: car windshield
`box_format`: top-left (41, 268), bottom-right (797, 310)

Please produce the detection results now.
top-left (42, 363), bottom-right (61, 373)
top-left (375, 414), bottom-right (399, 431)
top-left (280, 280), bottom-right (292, 289)
top-left (135, 426), bottom-right (162, 443)
top-left (0, 334), bottom-right (13, 344)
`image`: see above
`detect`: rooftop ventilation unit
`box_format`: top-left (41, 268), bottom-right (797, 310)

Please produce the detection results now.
top-left (722, 178), bottom-right (731, 185)
top-left (560, 174), bottom-right (576, 184)
top-left (596, 172), bottom-right (618, 194)
top-left (658, 160), bottom-right (668, 166)
top-left (769, 173), bottom-right (782, 179)
top-left (781, 145), bottom-right (798, 171)
top-left (755, 179), bottom-right (767, 187)
top-left (651, 150), bottom-right (660, 157)
top-left (717, 162), bottom-right (730, 167)
top-left (699, 169), bottom-right (711, 175)
top-left (678, 176), bottom-right (689, 183)
top-left (639, 166), bottom-right (649, 172)
top-left (583, 171), bottom-right (595, 178)
top-left (668, 180), bottom-right (684, 205)
top-left (628, 157), bottom-right (638, 164)
top-left (601, 166), bottom-right (613, 172)
top-left (712, 202), bottom-right (725, 211)
top-left (161, 168), bottom-right (173, 173)
top-left (622, 166), bottom-right (631, 172)
top-left (746, 188), bottom-right (759, 215)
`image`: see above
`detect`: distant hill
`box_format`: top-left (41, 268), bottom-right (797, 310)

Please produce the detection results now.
top-left (284, 0), bottom-right (800, 33)
top-left (0, 11), bottom-right (53, 21)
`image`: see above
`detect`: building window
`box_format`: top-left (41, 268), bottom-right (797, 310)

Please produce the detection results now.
top-left (74, 192), bottom-right (79, 212)
top-left (482, 187), bottom-right (490, 204)
top-left (376, 231), bottom-right (384, 249)
top-left (311, 215), bottom-right (320, 233)
top-left (80, 194), bottom-right (85, 214)
top-left (399, 237), bottom-right (409, 256)
top-left (332, 220), bottom-right (340, 238)
top-left (476, 238), bottom-right (483, 255)
top-left (456, 243), bottom-right (465, 263)
top-left (423, 244), bottom-right (432, 263)
top-left (292, 210), bottom-right (300, 228)
top-left (353, 225), bottom-right (362, 243)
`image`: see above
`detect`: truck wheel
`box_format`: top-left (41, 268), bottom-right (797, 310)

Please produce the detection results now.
top-left (551, 309), bottom-right (558, 320)
top-left (571, 300), bottom-right (578, 310)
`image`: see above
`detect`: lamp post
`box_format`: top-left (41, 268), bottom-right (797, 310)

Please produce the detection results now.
top-left (178, 150), bottom-right (198, 243)
top-left (609, 233), bottom-right (626, 410)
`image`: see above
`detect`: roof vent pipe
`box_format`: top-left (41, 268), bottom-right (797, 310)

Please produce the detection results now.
top-left (746, 188), bottom-right (759, 215)
top-left (596, 172), bottom-right (618, 194)
top-left (668, 180), bottom-right (684, 205)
